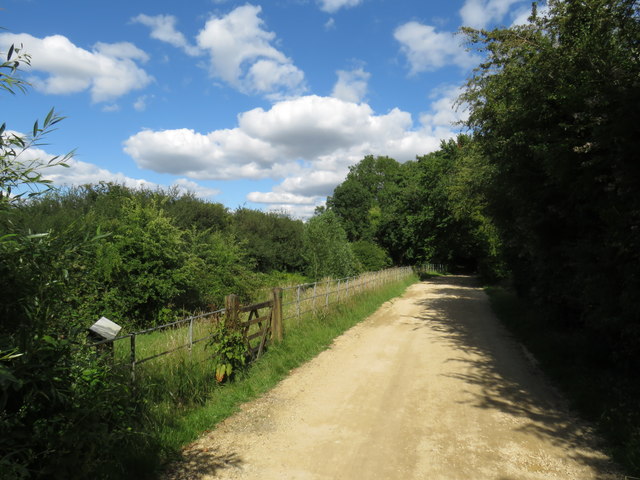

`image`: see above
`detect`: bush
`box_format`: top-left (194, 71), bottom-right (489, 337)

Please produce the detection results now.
top-left (0, 337), bottom-right (156, 480)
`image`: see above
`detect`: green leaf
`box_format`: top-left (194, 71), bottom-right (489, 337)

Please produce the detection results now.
top-left (43, 108), bottom-right (54, 128)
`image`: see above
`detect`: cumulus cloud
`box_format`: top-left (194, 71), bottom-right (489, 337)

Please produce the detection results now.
top-left (0, 33), bottom-right (152, 103)
top-left (131, 14), bottom-right (201, 56)
top-left (460, 0), bottom-right (525, 29)
top-left (318, 0), bottom-right (363, 13)
top-left (45, 159), bottom-right (220, 197)
top-left (123, 127), bottom-right (287, 180)
top-left (247, 191), bottom-right (318, 205)
top-left (124, 91), bottom-right (463, 214)
top-left (331, 68), bottom-right (370, 103)
top-left (394, 22), bottom-right (478, 73)
top-left (17, 147), bottom-right (218, 198)
top-left (196, 4), bottom-right (306, 98)
top-left (172, 178), bottom-right (220, 197)
top-left (3, 132), bottom-right (219, 198)
top-left (419, 85), bottom-right (469, 128)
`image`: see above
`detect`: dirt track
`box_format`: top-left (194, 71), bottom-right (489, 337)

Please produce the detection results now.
top-left (164, 276), bottom-right (619, 480)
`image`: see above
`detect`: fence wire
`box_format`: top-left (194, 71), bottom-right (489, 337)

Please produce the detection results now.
top-left (91, 266), bottom-right (415, 377)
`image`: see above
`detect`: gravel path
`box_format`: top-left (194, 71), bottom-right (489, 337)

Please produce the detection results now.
top-left (163, 276), bottom-right (619, 480)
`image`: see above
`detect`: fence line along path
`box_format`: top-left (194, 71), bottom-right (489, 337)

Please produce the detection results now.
top-left (93, 266), bottom-right (414, 380)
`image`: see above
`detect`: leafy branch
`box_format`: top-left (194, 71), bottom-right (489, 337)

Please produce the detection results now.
top-left (0, 44), bottom-right (72, 207)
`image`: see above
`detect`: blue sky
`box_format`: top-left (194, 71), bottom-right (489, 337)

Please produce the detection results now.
top-left (1, 0), bottom-right (538, 218)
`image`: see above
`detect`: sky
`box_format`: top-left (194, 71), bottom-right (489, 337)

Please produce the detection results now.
top-left (1, 0), bottom-right (539, 218)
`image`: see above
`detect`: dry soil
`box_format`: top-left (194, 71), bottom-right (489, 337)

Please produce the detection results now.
top-left (163, 276), bottom-right (620, 480)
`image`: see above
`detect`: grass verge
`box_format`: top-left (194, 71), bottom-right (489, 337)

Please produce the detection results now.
top-left (146, 274), bottom-right (417, 475)
top-left (485, 285), bottom-right (640, 477)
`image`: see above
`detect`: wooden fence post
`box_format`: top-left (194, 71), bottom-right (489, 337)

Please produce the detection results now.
top-left (271, 288), bottom-right (283, 342)
top-left (225, 294), bottom-right (240, 328)
top-left (130, 333), bottom-right (136, 382)
top-left (312, 282), bottom-right (317, 313)
top-left (325, 279), bottom-right (330, 308)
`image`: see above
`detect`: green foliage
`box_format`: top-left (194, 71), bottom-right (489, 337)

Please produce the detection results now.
top-left (164, 192), bottom-right (231, 232)
top-left (303, 210), bottom-right (358, 279)
top-left (351, 240), bottom-right (391, 272)
top-left (327, 155), bottom-right (403, 242)
top-left (89, 198), bottom-right (189, 325)
top-left (0, 45), bottom-right (71, 208)
top-left (0, 336), bottom-right (154, 480)
top-left (461, 0), bottom-right (640, 360)
top-left (231, 208), bottom-right (305, 273)
top-left (207, 320), bottom-right (247, 383)
top-left (5, 185), bottom-right (261, 329)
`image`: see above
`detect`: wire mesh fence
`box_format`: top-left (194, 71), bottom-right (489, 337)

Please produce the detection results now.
top-left (280, 267), bottom-right (413, 324)
top-left (90, 266), bottom-right (415, 379)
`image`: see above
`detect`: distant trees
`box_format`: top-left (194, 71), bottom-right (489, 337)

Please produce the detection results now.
top-left (303, 210), bottom-right (359, 279)
top-left (326, 143), bottom-right (501, 274)
top-left (231, 208), bottom-right (305, 273)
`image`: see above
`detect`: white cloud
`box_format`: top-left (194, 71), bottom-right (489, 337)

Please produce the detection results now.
top-left (460, 0), bottom-right (525, 29)
top-left (394, 22), bottom-right (478, 73)
top-left (331, 68), bottom-right (370, 103)
top-left (324, 18), bottom-right (336, 30)
top-left (45, 158), bottom-right (158, 190)
top-left (247, 191), bottom-right (318, 205)
top-left (102, 104), bottom-right (121, 113)
top-left (124, 127), bottom-right (288, 180)
top-left (318, 0), bottom-right (363, 13)
top-left (133, 94), bottom-right (153, 112)
top-left (272, 169), bottom-right (349, 197)
top-left (172, 178), bottom-right (220, 197)
top-left (124, 91), bottom-right (463, 214)
top-left (265, 203), bottom-right (322, 220)
top-left (17, 144), bottom-right (219, 198)
top-left (196, 4), bottom-right (306, 98)
top-left (419, 85), bottom-right (469, 129)
top-left (131, 14), bottom-right (201, 56)
top-left (0, 33), bottom-right (153, 103)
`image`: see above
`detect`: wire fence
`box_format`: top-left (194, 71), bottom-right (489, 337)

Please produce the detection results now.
top-left (91, 266), bottom-right (416, 379)
top-left (280, 267), bottom-right (413, 324)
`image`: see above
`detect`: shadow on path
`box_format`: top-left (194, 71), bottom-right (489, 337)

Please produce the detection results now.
top-left (414, 275), bottom-right (618, 477)
top-left (163, 447), bottom-right (242, 479)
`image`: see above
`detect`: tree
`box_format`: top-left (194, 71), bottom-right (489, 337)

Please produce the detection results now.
top-left (231, 208), bottom-right (305, 272)
top-left (327, 155), bottom-right (403, 242)
top-left (461, 0), bottom-right (640, 355)
top-left (303, 210), bottom-right (358, 279)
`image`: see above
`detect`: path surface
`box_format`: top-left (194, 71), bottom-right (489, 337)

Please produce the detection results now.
top-left (164, 276), bottom-right (619, 480)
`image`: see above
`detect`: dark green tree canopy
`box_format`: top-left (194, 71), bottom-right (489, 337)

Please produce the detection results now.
top-left (461, 0), bottom-right (640, 354)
